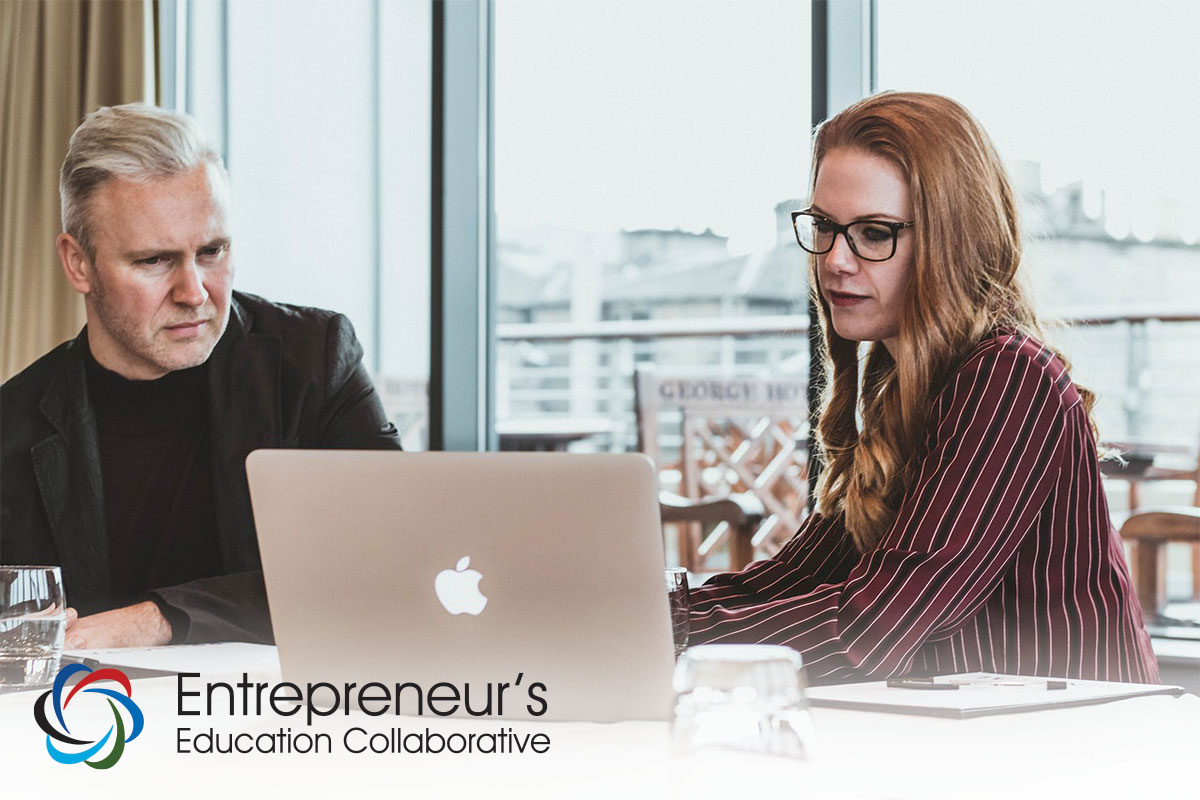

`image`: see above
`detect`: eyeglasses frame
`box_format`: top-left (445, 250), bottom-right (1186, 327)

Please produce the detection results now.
top-left (790, 209), bottom-right (914, 262)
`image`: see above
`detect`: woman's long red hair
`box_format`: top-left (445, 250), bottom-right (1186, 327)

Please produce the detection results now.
top-left (809, 92), bottom-right (1100, 551)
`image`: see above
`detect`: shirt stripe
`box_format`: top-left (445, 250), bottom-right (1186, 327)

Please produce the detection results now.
top-left (688, 331), bottom-right (1160, 685)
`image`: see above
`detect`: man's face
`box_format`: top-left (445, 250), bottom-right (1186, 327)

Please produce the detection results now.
top-left (81, 165), bottom-right (233, 379)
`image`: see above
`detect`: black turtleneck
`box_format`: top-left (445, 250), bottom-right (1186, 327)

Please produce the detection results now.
top-left (83, 343), bottom-right (223, 618)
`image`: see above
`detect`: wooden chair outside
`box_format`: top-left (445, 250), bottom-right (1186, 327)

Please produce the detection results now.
top-left (634, 365), bottom-right (808, 572)
top-left (1119, 507), bottom-right (1200, 624)
top-left (1105, 435), bottom-right (1200, 599)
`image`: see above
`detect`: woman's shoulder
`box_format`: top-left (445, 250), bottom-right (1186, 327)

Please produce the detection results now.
top-left (946, 329), bottom-right (1080, 409)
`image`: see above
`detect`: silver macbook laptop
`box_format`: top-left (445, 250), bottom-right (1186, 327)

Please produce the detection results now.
top-left (246, 450), bottom-right (676, 722)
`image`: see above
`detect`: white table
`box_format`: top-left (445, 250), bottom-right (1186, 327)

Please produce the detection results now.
top-left (2, 644), bottom-right (1196, 799)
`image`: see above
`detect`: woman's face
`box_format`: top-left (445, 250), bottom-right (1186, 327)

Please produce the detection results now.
top-left (811, 147), bottom-right (915, 354)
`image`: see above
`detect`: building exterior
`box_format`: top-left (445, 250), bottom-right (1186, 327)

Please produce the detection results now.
top-left (497, 166), bottom-right (1199, 448)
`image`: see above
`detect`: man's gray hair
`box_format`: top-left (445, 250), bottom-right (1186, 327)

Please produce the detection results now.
top-left (60, 103), bottom-right (225, 259)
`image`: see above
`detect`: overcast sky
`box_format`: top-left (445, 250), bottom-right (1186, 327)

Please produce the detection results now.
top-left (494, 0), bottom-right (1200, 254)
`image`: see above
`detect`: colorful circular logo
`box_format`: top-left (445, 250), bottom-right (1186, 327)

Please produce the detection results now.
top-left (34, 663), bottom-right (144, 769)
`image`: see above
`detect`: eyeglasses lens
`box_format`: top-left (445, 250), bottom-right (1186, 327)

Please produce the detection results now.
top-left (795, 215), bottom-right (897, 261)
top-left (846, 222), bottom-right (895, 260)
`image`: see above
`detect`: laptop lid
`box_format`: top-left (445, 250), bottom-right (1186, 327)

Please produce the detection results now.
top-left (246, 450), bottom-right (676, 722)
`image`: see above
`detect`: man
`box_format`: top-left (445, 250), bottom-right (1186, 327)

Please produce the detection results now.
top-left (1, 104), bottom-right (402, 648)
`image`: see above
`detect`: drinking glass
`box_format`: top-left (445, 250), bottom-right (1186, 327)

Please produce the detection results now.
top-left (671, 644), bottom-right (814, 759)
top-left (0, 566), bottom-right (66, 687)
top-left (664, 567), bottom-right (690, 659)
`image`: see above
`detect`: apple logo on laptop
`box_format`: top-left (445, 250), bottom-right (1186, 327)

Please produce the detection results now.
top-left (435, 556), bottom-right (488, 615)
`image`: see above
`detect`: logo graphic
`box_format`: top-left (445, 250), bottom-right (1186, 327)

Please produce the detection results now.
top-left (34, 663), bottom-right (144, 769)
top-left (435, 556), bottom-right (488, 615)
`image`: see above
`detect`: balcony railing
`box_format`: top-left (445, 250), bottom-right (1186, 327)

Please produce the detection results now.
top-left (495, 307), bottom-right (1200, 458)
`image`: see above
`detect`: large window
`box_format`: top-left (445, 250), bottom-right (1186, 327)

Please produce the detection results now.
top-left (183, 0), bottom-right (432, 448)
top-left (494, 0), bottom-right (812, 452)
top-left (877, 0), bottom-right (1200, 453)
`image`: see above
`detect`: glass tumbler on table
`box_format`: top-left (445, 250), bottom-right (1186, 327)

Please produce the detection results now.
top-left (664, 567), bottom-right (690, 659)
top-left (671, 643), bottom-right (814, 759)
top-left (0, 566), bottom-right (66, 688)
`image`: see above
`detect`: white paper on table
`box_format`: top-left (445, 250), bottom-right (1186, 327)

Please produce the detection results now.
top-left (805, 671), bottom-right (1186, 718)
top-left (63, 642), bottom-right (279, 678)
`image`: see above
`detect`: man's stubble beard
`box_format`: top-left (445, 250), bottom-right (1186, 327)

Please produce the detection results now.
top-left (89, 270), bottom-right (221, 375)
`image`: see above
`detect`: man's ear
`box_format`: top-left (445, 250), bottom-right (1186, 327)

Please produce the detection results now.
top-left (57, 233), bottom-right (93, 295)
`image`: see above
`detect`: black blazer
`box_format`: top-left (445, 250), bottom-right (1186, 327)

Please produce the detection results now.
top-left (1, 291), bottom-right (402, 642)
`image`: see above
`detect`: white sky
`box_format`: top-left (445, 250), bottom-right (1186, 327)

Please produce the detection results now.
top-left (495, 0), bottom-right (1200, 254)
top-left (495, 0), bottom-right (812, 253)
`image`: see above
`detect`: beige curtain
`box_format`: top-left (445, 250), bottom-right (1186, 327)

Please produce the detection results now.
top-left (1, 0), bottom-right (146, 381)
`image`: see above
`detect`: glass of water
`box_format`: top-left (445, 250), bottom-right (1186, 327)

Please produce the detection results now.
top-left (671, 643), bottom-right (814, 759)
top-left (0, 566), bottom-right (66, 688)
top-left (664, 567), bottom-right (690, 659)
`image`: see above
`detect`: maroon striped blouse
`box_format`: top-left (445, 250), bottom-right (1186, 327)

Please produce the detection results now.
top-left (689, 331), bottom-right (1160, 685)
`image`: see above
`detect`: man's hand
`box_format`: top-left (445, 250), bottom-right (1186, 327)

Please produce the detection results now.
top-left (64, 601), bottom-right (173, 650)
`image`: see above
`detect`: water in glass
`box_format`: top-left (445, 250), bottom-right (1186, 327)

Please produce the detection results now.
top-left (0, 567), bottom-right (66, 687)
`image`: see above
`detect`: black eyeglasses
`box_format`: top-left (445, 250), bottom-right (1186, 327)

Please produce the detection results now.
top-left (791, 210), bottom-right (914, 262)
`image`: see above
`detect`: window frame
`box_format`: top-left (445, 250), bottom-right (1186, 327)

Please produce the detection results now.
top-left (162, 0), bottom-right (878, 453)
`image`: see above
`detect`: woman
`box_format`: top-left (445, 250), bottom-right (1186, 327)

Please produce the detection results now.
top-left (688, 92), bottom-right (1158, 685)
